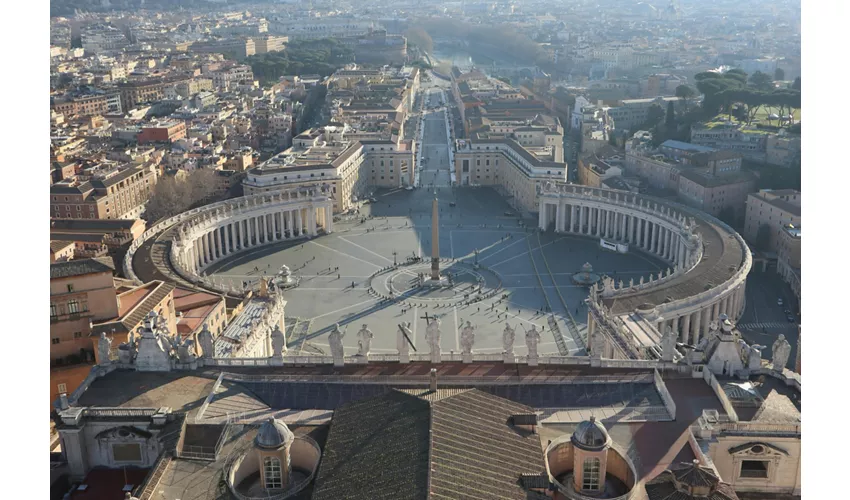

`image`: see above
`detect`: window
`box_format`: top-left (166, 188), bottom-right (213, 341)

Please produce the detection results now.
top-left (264, 457), bottom-right (283, 489)
top-left (112, 443), bottom-right (142, 463)
top-left (67, 284), bottom-right (74, 293)
top-left (74, 332), bottom-right (82, 339)
top-left (740, 460), bottom-right (769, 479)
top-left (582, 458), bottom-right (601, 490)
top-left (68, 300), bottom-right (80, 314)
top-left (50, 303), bottom-right (58, 317)
top-left (52, 338), bottom-right (60, 345)
top-left (57, 383), bottom-right (67, 394)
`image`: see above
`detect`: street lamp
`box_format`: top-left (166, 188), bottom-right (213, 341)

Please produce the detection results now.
top-left (393, 250), bottom-right (398, 266)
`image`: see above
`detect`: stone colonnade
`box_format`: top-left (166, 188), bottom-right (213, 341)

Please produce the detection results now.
top-left (538, 188), bottom-right (697, 271)
top-left (539, 184), bottom-right (751, 350)
top-left (173, 192), bottom-right (334, 275)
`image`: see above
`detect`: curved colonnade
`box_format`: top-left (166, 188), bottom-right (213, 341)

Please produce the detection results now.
top-left (538, 183), bottom-right (751, 357)
top-left (125, 188), bottom-right (334, 296)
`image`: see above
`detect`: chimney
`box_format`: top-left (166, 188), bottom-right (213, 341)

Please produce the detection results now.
top-left (59, 393), bottom-right (70, 410)
top-left (429, 368), bottom-right (437, 391)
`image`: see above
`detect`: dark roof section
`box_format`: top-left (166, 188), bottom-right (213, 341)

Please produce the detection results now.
top-left (50, 256), bottom-right (115, 279)
top-left (645, 462), bottom-right (739, 500)
top-left (678, 169), bottom-right (755, 188)
top-left (430, 389), bottom-right (546, 499)
top-left (311, 390), bottom-right (431, 500)
top-left (51, 218), bottom-right (142, 232)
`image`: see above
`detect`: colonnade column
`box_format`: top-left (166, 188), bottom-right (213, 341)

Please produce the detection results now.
top-left (296, 209), bottom-right (303, 237)
top-left (701, 307), bottom-right (711, 340)
top-left (288, 211), bottom-right (294, 237)
top-left (215, 227), bottom-right (223, 259)
top-left (672, 316), bottom-right (680, 339)
top-left (692, 309), bottom-right (702, 346)
top-left (681, 314), bottom-right (691, 344)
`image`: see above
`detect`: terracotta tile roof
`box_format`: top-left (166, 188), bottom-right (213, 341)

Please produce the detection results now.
top-left (93, 281), bottom-right (174, 335)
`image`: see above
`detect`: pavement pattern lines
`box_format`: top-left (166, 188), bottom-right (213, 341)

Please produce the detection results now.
top-left (209, 187), bottom-right (666, 357)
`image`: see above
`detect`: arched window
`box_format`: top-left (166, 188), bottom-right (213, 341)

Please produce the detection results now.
top-left (264, 456), bottom-right (282, 489)
top-left (582, 457), bottom-right (601, 491)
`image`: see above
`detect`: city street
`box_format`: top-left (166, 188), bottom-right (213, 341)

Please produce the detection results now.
top-left (418, 85), bottom-right (453, 188)
top-left (737, 270), bottom-right (800, 366)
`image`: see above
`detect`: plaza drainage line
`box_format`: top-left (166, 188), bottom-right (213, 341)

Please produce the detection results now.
top-left (526, 233), bottom-right (569, 356)
top-left (536, 231), bottom-right (587, 351)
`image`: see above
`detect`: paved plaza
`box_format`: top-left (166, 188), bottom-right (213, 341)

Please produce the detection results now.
top-left (206, 186), bottom-right (666, 357)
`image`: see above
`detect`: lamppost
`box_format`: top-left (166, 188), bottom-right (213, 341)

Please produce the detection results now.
top-left (393, 250), bottom-right (398, 266)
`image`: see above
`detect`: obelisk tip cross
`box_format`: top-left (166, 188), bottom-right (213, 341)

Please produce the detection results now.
top-left (431, 197), bottom-right (440, 280)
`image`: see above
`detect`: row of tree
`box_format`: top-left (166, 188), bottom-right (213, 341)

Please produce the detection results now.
top-left (244, 39), bottom-right (355, 83)
top-left (144, 169), bottom-right (221, 223)
top-left (411, 17), bottom-right (546, 66)
top-left (695, 70), bottom-right (801, 125)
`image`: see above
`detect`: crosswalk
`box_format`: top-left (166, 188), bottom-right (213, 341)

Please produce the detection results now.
top-left (737, 322), bottom-right (798, 331)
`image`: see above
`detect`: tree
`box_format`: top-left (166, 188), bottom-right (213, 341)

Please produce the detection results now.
top-left (646, 104), bottom-right (665, 127)
top-left (144, 169), bottom-right (221, 222)
top-left (675, 84), bottom-right (696, 112)
top-left (496, 76), bottom-right (512, 85)
top-left (774, 68), bottom-right (785, 81)
top-left (666, 101), bottom-right (675, 127)
top-left (748, 71), bottom-right (774, 92)
top-left (791, 77), bottom-right (801, 91)
top-left (755, 224), bottom-right (772, 252)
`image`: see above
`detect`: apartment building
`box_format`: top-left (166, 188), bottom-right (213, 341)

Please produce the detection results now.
top-left (51, 93), bottom-right (119, 118)
top-left (690, 122), bottom-right (770, 163)
top-left (744, 189), bottom-right (801, 252)
top-left (49, 258), bottom-right (118, 408)
top-left (244, 128), bottom-right (414, 212)
top-left (118, 75), bottom-right (191, 110)
top-left (138, 121), bottom-right (187, 144)
top-left (577, 153), bottom-right (623, 188)
top-left (454, 137), bottom-right (567, 215)
top-left (776, 224), bottom-right (801, 303)
top-left (252, 35), bottom-right (288, 54)
top-left (676, 150), bottom-right (755, 221)
top-left (607, 97), bottom-right (685, 133)
top-left (50, 164), bottom-right (158, 220)
top-left (190, 38), bottom-right (256, 59)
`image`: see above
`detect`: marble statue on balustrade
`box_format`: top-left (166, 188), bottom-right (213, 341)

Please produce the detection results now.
top-left (397, 322), bottom-right (413, 361)
top-left (198, 324), bottom-right (214, 358)
top-left (746, 343), bottom-right (764, 371)
top-left (97, 332), bottom-right (113, 366)
top-left (460, 321), bottom-right (475, 362)
top-left (503, 323), bottom-right (516, 362)
top-left (134, 312), bottom-right (173, 372)
top-left (118, 327), bottom-right (136, 364)
top-left (176, 337), bottom-right (196, 363)
top-left (526, 325), bottom-right (541, 365)
top-left (771, 334), bottom-right (792, 372)
top-left (661, 327), bottom-right (677, 362)
top-left (329, 324), bottom-right (346, 366)
top-left (425, 317), bottom-right (442, 364)
top-left (271, 325), bottom-right (286, 358)
top-left (357, 324), bottom-right (373, 358)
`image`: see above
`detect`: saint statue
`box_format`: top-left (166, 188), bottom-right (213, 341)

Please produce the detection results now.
top-left (328, 324), bottom-right (346, 361)
top-left (397, 322), bottom-right (413, 357)
top-left (357, 324), bottom-right (373, 357)
top-left (503, 323), bottom-right (516, 356)
top-left (460, 321), bottom-right (475, 355)
top-left (198, 324), bottom-right (214, 358)
top-left (270, 325), bottom-right (286, 358)
top-left (177, 338), bottom-right (195, 363)
top-left (771, 334), bottom-right (792, 372)
top-left (98, 332), bottom-right (113, 365)
top-left (425, 317), bottom-right (442, 361)
top-left (526, 325), bottom-right (541, 359)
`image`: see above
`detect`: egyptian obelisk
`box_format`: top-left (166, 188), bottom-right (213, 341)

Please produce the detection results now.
top-left (431, 197), bottom-right (440, 280)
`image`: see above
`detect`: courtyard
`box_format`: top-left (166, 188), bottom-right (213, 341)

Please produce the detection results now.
top-left (206, 186), bottom-right (666, 357)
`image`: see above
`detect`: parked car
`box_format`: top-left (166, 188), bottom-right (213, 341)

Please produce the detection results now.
top-left (786, 314), bottom-right (796, 323)
top-left (777, 298), bottom-right (784, 306)
top-left (449, 202), bottom-right (456, 207)
top-left (784, 309), bottom-right (792, 315)
top-left (504, 211), bottom-right (515, 216)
